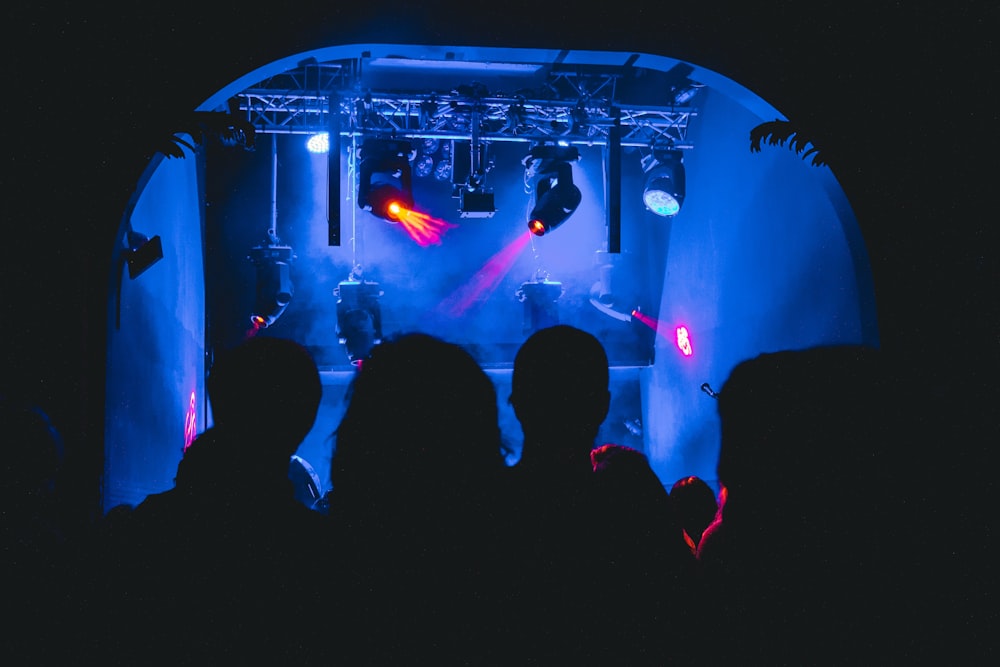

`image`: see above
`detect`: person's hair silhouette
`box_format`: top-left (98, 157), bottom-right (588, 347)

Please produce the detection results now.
top-left (330, 332), bottom-right (505, 515)
top-left (510, 324), bottom-right (610, 472)
top-left (326, 332), bottom-right (511, 663)
top-left (669, 474), bottom-right (719, 549)
top-left (696, 345), bottom-right (909, 664)
top-left (207, 334), bottom-right (322, 453)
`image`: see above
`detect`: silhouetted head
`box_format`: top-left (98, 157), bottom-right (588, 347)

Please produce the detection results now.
top-left (0, 396), bottom-right (64, 498)
top-left (715, 345), bottom-right (887, 520)
top-left (330, 333), bottom-right (504, 513)
top-left (207, 335), bottom-right (322, 459)
top-left (669, 475), bottom-right (718, 545)
top-left (510, 325), bottom-right (610, 449)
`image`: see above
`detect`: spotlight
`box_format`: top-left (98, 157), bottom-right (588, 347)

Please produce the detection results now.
top-left (306, 133), bottom-right (329, 154)
top-left (357, 138), bottom-right (415, 223)
top-left (125, 231), bottom-right (163, 279)
top-left (335, 277), bottom-right (383, 365)
top-left (433, 159), bottom-right (453, 182)
top-left (413, 154), bottom-right (435, 178)
top-left (662, 62), bottom-right (701, 106)
top-left (642, 149), bottom-right (686, 217)
top-left (516, 277), bottom-right (564, 336)
top-left (248, 238), bottom-right (295, 329)
top-left (523, 144), bottom-right (582, 236)
top-left (421, 137), bottom-right (440, 154)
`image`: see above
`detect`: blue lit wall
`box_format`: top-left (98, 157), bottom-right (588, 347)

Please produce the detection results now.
top-left (104, 145), bottom-right (206, 511)
top-left (643, 87), bottom-right (877, 488)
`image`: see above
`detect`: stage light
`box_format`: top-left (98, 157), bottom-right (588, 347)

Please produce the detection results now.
top-left (248, 240), bottom-right (295, 329)
top-left (642, 149), bottom-right (686, 217)
top-left (306, 132), bottom-right (329, 154)
top-left (459, 188), bottom-right (496, 218)
top-left (125, 231), bottom-right (163, 279)
top-left (414, 153), bottom-right (435, 178)
top-left (434, 159), bottom-right (453, 181)
top-left (357, 138), bottom-right (415, 223)
top-left (516, 277), bottom-right (564, 336)
top-left (335, 278), bottom-right (384, 365)
top-left (662, 62), bottom-right (702, 106)
top-left (421, 137), bottom-right (440, 154)
top-left (523, 144), bottom-right (582, 236)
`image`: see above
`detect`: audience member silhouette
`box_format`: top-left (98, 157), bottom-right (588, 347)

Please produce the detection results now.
top-left (325, 332), bottom-right (512, 664)
top-left (81, 335), bottom-right (329, 665)
top-left (588, 443), bottom-right (700, 663)
top-left (669, 474), bottom-right (719, 550)
top-left (507, 325), bottom-right (695, 665)
top-left (1, 395), bottom-right (71, 663)
top-left (695, 345), bottom-right (916, 664)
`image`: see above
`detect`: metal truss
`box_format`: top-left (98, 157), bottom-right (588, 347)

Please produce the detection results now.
top-left (231, 59), bottom-right (698, 150)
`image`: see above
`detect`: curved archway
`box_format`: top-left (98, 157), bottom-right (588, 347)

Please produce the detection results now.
top-left (104, 43), bottom-right (877, 509)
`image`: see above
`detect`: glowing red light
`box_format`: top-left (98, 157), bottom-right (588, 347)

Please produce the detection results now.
top-left (676, 326), bottom-right (693, 356)
top-left (387, 201), bottom-right (404, 220)
top-left (529, 220), bottom-right (546, 236)
top-left (183, 390), bottom-right (197, 452)
top-left (631, 311), bottom-right (694, 357)
top-left (396, 209), bottom-right (457, 246)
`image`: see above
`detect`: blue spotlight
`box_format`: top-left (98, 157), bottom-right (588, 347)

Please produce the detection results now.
top-left (642, 149), bottom-right (686, 217)
top-left (306, 133), bottom-right (329, 154)
top-left (414, 154), bottom-right (435, 178)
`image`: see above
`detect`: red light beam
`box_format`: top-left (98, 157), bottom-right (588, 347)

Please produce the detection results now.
top-left (396, 208), bottom-right (458, 246)
top-left (631, 310), bottom-right (694, 357)
top-left (436, 231), bottom-right (533, 318)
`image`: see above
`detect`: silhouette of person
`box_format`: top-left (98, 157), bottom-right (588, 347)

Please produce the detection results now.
top-left (324, 332), bottom-right (512, 664)
top-left (81, 335), bottom-right (330, 665)
top-left (1, 396), bottom-right (71, 663)
top-left (589, 443), bottom-right (700, 663)
top-left (507, 325), bottom-right (694, 665)
top-left (695, 345), bottom-right (915, 664)
top-left (669, 474), bottom-right (719, 550)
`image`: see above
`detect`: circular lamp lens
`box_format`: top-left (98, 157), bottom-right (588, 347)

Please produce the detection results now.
top-left (643, 185), bottom-right (681, 217)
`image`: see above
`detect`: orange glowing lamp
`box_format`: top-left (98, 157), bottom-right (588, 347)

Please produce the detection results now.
top-left (386, 200), bottom-right (405, 221)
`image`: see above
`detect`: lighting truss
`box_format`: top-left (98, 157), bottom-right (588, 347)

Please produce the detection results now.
top-left (231, 60), bottom-right (697, 148)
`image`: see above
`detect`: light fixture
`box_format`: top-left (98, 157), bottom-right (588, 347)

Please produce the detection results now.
top-left (413, 153), bottom-right (435, 178)
top-left (516, 276), bottom-right (564, 336)
top-left (248, 233), bottom-right (295, 329)
top-left (335, 275), bottom-right (384, 365)
top-left (125, 231), bottom-right (163, 279)
top-left (455, 139), bottom-right (496, 218)
top-left (306, 132), bottom-right (329, 154)
top-left (433, 159), bottom-right (453, 182)
top-left (641, 148), bottom-right (686, 217)
top-left (662, 62), bottom-right (702, 106)
top-left (523, 144), bottom-right (582, 236)
top-left (357, 138), bottom-right (415, 223)
top-left (459, 188), bottom-right (496, 218)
